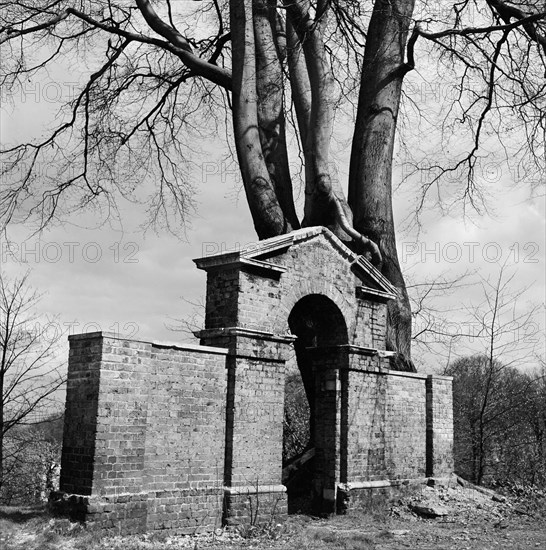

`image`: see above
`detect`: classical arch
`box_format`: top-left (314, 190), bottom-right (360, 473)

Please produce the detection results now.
top-left (271, 279), bottom-right (353, 338)
top-left (284, 294), bottom-right (349, 512)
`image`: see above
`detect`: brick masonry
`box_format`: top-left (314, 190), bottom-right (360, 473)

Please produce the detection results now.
top-left (56, 227), bottom-right (453, 533)
top-left (58, 334), bottom-right (228, 534)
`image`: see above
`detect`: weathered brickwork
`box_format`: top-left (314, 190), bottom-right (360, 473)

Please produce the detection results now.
top-left (426, 376), bottom-right (455, 477)
top-left (226, 357), bottom-right (285, 486)
top-left (57, 227), bottom-right (453, 533)
top-left (143, 345), bottom-right (227, 532)
top-left (93, 337), bottom-right (150, 498)
top-left (345, 365), bottom-right (428, 482)
top-left (223, 487), bottom-right (287, 525)
top-left (60, 336), bottom-right (103, 495)
top-left (205, 268), bottom-right (240, 329)
top-left (58, 334), bottom-right (228, 534)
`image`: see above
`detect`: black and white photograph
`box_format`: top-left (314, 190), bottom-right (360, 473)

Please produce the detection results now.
top-left (1, 0), bottom-right (545, 548)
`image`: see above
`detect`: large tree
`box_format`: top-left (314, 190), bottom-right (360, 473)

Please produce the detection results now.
top-left (0, 272), bottom-right (64, 493)
top-left (1, 0), bottom-right (545, 369)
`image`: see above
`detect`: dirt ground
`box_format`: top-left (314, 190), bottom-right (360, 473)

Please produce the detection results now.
top-left (281, 507), bottom-right (546, 550)
top-left (1, 481), bottom-right (545, 550)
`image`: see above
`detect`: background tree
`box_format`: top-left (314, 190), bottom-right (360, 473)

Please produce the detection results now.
top-left (0, 272), bottom-right (65, 496)
top-left (443, 263), bottom-right (543, 485)
top-left (448, 355), bottom-right (545, 486)
top-left (1, 0), bottom-right (544, 370)
top-left (283, 370), bottom-right (311, 463)
top-left (408, 270), bottom-right (475, 367)
top-left (1, 414), bottom-right (64, 504)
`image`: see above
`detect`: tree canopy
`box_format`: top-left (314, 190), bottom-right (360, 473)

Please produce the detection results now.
top-left (1, 0), bottom-right (544, 367)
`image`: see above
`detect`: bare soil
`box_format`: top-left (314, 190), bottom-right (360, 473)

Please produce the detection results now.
top-left (1, 482), bottom-right (545, 550)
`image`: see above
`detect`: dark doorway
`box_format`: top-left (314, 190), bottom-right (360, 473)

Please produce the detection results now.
top-left (282, 295), bottom-right (348, 514)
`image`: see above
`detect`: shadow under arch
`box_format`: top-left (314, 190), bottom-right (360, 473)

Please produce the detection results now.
top-left (284, 294), bottom-right (349, 514)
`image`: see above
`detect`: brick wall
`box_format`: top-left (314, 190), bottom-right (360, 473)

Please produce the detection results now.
top-left (198, 330), bottom-right (291, 524)
top-left (205, 268), bottom-right (240, 329)
top-left (60, 335), bottom-right (102, 495)
top-left (339, 356), bottom-right (453, 509)
top-left (58, 228), bottom-right (453, 532)
top-left (226, 356), bottom-right (285, 487)
top-left (59, 333), bottom-right (228, 534)
top-left (143, 344), bottom-right (227, 532)
top-left (92, 336), bottom-right (150, 498)
top-left (426, 376), bottom-right (454, 477)
top-left (345, 361), bottom-right (428, 482)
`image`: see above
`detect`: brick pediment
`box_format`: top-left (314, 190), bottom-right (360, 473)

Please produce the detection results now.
top-left (194, 227), bottom-right (397, 301)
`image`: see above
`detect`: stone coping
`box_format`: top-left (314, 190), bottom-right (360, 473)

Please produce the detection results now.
top-left (68, 332), bottom-right (229, 355)
top-left (193, 227), bottom-right (323, 268)
top-left (151, 341), bottom-right (229, 355)
top-left (195, 257), bottom-right (288, 277)
top-left (192, 226), bottom-right (397, 297)
top-left (306, 344), bottom-right (395, 357)
top-left (195, 326), bottom-right (297, 343)
top-left (355, 285), bottom-right (396, 303)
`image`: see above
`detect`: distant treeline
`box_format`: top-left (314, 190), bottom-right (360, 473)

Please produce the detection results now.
top-left (0, 414), bottom-right (63, 505)
top-left (447, 355), bottom-right (545, 488)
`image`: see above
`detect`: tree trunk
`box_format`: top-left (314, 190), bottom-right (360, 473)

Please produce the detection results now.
top-left (284, 0), bottom-right (381, 263)
top-left (254, 0), bottom-right (300, 229)
top-left (231, 0), bottom-right (293, 238)
top-left (349, 0), bottom-right (416, 370)
top-left (286, 20), bottom-right (311, 153)
top-left (233, 0), bottom-right (410, 361)
top-left (284, 0), bottom-right (337, 229)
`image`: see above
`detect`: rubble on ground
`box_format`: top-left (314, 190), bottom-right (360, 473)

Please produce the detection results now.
top-left (390, 475), bottom-right (524, 525)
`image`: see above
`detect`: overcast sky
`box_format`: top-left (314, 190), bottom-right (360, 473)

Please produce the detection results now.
top-left (1, 34), bottom-right (544, 375)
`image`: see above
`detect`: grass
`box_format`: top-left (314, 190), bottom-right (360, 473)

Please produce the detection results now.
top-left (297, 525), bottom-right (379, 549)
top-left (0, 505), bottom-right (392, 550)
top-left (0, 505), bottom-right (96, 550)
top-left (2, 494), bottom-right (546, 550)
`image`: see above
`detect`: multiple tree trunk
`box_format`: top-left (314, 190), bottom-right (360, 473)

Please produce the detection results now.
top-left (1, 0), bottom-right (424, 369)
top-left (2, 1), bottom-right (546, 369)
top-left (231, 0), bottom-right (416, 369)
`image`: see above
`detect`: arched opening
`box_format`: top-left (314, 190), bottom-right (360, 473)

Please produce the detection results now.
top-left (282, 294), bottom-right (348, 514)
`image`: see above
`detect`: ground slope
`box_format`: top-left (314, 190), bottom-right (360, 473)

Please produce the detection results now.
top-left (1, 480), bottom-right (545, 550)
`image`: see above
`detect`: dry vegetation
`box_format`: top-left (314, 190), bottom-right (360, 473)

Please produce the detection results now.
top-left (2, 479), bottom-right (545, 550)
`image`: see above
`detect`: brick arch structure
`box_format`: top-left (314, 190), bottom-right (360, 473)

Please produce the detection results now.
top-left (286, 293), bottom-right (349, 512)
top-left (288, 293), bottom-right (349, 347)
top-left (55, 227), bottom-right (454, 534)
top-left (273, 285), bottom-right (352, 339)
